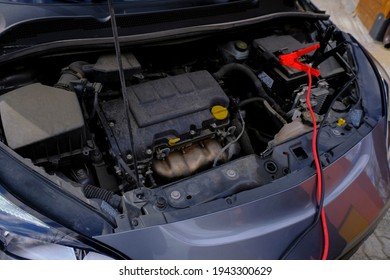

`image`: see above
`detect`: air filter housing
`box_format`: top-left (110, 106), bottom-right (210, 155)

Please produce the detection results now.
top-left (0, 83), bottom-right (85, 162)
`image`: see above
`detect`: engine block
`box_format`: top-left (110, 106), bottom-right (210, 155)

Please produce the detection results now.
top-left (100, 70), bottom-right (230, 162)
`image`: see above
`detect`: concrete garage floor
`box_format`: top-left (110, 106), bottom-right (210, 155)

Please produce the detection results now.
top-left (311, 0), bottom-right (390, 260)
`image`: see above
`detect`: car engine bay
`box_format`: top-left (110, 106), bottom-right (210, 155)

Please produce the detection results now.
top-left (0, 19), bottom-right (368, 229)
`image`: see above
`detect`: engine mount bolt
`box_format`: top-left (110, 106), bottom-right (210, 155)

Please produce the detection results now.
top-left (170, 190), bottom-right (181, 200)
top-left (91, 150), bottom-right (103, 162)
top-left (226, 169), bottom-right (237, 178)
top-left (114, 165), bottom-right (122, 175)
top-left (126, 154), bottom-right (133, 160)
top-left (109, 122), bottom-right (115, 127)
top-left (75, 169), bottom-right (86, 177)
top-left (132, 219), bottom-right (139, 227)
top-left (189, 130), bottom-right (196, 136)
top-left (146, 149), bottom-right (153, 156)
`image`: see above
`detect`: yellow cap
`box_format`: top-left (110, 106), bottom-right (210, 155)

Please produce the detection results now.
top-left (211, 105), bottom-right (229, 120)
top-left (337, 118), bottom-right (346, 127)
top-left (235, 41), bottom-right (248, 52)
top-left (168, 138), bottom-right (181, 146)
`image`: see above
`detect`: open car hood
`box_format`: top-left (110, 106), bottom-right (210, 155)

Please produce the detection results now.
top-left (0, 0), bottom-right (322, 56)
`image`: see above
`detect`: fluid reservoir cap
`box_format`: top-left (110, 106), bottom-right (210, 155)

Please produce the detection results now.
top-left (235, 41), bottom-right (248, 52)
top-left (168, 138), bottom-right (181, 146)
top-left (337, 118), bottom-right (346, 127)
top-left (211, 105), bottom-right (229, 120)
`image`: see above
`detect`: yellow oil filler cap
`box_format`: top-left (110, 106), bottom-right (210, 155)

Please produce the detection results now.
top-left (211, 105), bottom-right (228, 120)
top-left (168, 138), bottom-right (181, 146)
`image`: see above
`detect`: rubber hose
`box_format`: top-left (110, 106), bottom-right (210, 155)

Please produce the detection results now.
top-left (213, 63), bottom-right (288, 119)
top-left (83, 185), bottom-right (122, 211)
top-left (68, 61), bottom-right (89, 78)
top-left (239, 97), bottom-right (287, 125)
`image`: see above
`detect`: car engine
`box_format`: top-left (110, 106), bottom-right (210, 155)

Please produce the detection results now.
top-left (0, 21), bottom-right (363, 226)
top-left (100, 70), bottom-right (230, 181)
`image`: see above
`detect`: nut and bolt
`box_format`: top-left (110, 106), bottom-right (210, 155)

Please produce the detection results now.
top-left (109, 122), bottom-right (115, 127)
top-left (126, 154), bottom-right (133, 161)
top-left (114, 165), bottom-right (122, 176)
top-left (145, 149), bottom-right (153, 156)
top-left (91, 150), bottom-right (103, 163)
top-left (75, 169), bottom-right (86, 177)
top-left (170, 190), bottom-right (181, 200)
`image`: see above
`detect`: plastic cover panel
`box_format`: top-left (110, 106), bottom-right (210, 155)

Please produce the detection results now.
top-left (127, 70), bottom-right (229, 127)
top-left (0, 83), bottom-right (84, 150)
top-left (101, 71), bottom-right (229, 160)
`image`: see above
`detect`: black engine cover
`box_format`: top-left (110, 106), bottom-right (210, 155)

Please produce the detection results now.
top-left (100, 70), bottom-right (229, 161)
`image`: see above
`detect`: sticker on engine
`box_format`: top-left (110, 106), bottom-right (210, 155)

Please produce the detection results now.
top-left (258, 72), bottom-right (274, 89)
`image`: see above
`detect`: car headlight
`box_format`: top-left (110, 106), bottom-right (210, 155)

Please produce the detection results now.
top-left (0, 189), bottom-right (113, 260)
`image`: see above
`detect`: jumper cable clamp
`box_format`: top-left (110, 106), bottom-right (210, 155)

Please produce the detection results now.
top-left (278, 44), bottom-right (321, 76)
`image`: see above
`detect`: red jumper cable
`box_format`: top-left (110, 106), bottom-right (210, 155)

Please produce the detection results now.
top-left (279, 44), bottom-right (329, 260)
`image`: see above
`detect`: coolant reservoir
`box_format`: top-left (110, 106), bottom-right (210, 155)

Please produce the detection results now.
top-left (219, 40), bottom-right (249, 62)
top-left (271, 120), bottom-right (312, 146)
